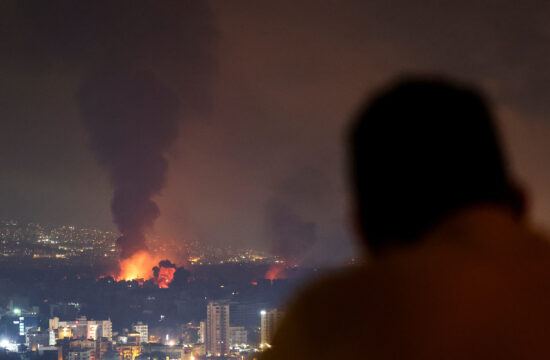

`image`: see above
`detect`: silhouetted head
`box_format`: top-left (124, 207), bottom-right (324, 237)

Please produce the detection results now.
top-left (350, 77), bottom-right (523, 254)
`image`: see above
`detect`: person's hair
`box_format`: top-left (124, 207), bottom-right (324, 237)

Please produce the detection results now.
top-left (349, 76), bottom-right (518, 253)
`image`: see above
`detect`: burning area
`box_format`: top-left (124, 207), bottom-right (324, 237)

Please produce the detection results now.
top-left (265, 263), bottom-right (287, 283)
top-left (114, 253), bottom-right (177, 289)
top-left (153, 260), bottom-right (177, 288)
top-left (116, 250), bottom-right (161, 281)
top-left (28, 2), bottom-right (217, 288)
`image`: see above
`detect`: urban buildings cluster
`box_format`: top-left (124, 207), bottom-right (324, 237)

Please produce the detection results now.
top-left (0, 220), bottom-right (118, 259)
top-left (0, 221), bottom-right (296, 360)
top-left (0, 221), bottom-right (281, 266)
top-left (0, 301), bottom-right (283, 360)
top-left (204, 301), bottom-right (283, 357)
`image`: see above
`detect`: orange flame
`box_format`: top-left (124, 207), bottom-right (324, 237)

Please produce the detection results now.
top-left (265, 264), bottom-right (286, 283)
top-left (117, 250), bottom-right (161, 281)
top-left (154, 266), bottom-right (176, 288)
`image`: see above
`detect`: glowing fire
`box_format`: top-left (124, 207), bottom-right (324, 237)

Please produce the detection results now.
top-left (154, 266), bottom-right (176, 288)
top-left (265, 264), bottom-right (286, 283)
top-left (114, 251), bottom-right (177, 288)
top-left (117, 251), bottom-right (160, 281)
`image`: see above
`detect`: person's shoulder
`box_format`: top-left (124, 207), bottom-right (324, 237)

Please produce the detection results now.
top-left (260, 265), bottom-right (374, 360)
top-left (287, 265), bottom-right (372, 313)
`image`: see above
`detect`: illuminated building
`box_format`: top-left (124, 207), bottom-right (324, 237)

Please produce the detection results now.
top-left (68, 348), bottom-right (93, 360)
top-left (126, 333), bottom-right (141, 346)
top-left (0, 307), bottom-right (39, 343)
top-left (50, 317), bottom-right (112, 341)
top-left (132, 322), bottom-right (148, 344)
top-left (116, 343), bottom-right (141, 360)
top-left (96, 321), bottom-right (113, 341)
top-left (147, 335), bottom-right (161, 344)
top-left (260, 309), bottom-right (283, 348)
top-left (69, 339), bottom-right (96, 360)
top-left (229, 326), bottom-right (247, 346)
top-left (49, 329), bottom-right (57, 345)
top-left (58, 326), bottom-right (73, 339)
top-left (87, 324), bottom-right (98, 341)
top-left (205, 301), bottom-right (230, 356)
top-left (198, 322), bottom-right (205, 344)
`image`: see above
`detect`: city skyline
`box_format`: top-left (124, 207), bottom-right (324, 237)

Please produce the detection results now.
top-left (1, 1), bottom-right (549, 359)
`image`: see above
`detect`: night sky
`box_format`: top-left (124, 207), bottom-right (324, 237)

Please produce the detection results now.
top-left (1, 0), bottom-right (550, 264)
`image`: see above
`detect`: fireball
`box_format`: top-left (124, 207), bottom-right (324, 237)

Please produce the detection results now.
top-left (155, 266), bottom-right (176, 288)
top-left (117, 250), bottom-right (161, 281)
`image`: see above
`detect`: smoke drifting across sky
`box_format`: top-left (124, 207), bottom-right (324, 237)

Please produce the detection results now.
top-left (2, 0), bottom-right (550, 265)
top-left (0, 0), bottom-right (216, 259)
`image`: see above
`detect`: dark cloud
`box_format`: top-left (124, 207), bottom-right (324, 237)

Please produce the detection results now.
top-left (266, 200), bottom-right (317, 265)
top-left (153, 259), bottom-right (177, 279)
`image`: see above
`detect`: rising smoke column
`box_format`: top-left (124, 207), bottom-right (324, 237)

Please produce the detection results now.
top-left (5, 1), bottom-right (216, 266)
top-left (266, 200), bottom-right (317, 265)
top-left (78, 71), bottom-right (179, 259)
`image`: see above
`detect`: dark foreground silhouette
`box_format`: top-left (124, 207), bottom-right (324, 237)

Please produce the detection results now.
top-left (261, 77), bottom-right (550, 359)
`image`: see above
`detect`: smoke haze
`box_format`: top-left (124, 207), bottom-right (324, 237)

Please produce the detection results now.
top-left (3, 0), bottom-right (550, 266)
top-left (1, 0), bottom-right (216, 259)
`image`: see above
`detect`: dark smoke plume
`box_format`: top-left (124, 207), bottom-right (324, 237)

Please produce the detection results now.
top-left (266, 200), bottom-right (317, 265)
top-left (4, 1), bottom-right (216, 260)
top-left (78, 71), bottom-right (180, 258)
top-left (153, 259), bottom-right (177, 278)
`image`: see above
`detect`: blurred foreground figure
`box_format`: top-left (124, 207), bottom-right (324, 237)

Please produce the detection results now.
top-left (261, 78), bottom-right (550, 359)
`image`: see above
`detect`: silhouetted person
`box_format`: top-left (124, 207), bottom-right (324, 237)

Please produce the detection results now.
top-left (261, 77), bottom-right (550, 359)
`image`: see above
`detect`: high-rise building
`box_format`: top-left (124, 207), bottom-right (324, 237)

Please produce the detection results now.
top-left (97, 320), bottom-right (112, 341)
top-left (206, 301), bottom-right (230, 356)
top-left (132, 322), bottom-right (148, 344)
top-left (260, 309), bottom-right (283, 348)
top-left (198, 321), bottom-right (205, 344)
